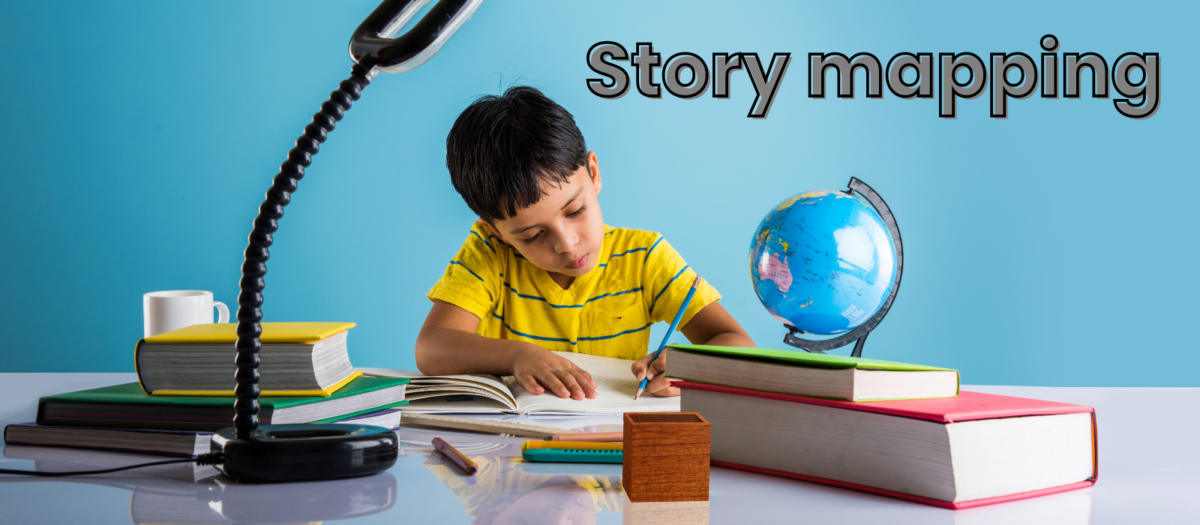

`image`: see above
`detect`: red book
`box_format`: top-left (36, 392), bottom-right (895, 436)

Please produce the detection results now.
top-left (675, 381), bottom-right (1097, 510)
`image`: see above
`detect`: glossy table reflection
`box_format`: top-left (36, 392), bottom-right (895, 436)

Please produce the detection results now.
top-left (1, 374), bottom-right (1197, 524)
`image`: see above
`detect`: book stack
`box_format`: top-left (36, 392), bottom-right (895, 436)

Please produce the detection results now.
top-left (4, 322), bottom-right (409, 481)
top-left (666, 345), bottom-right (1098, 510)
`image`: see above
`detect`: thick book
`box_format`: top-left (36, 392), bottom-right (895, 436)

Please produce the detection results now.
top-left (36, 377), bottom-right (408, 431)
top-left (676, 381), bottom-right (1097, 509)
top-left (4, 409), bottom-right (404, 458)
top-left (361, 352), bottom-right (679, 415)
top-left (135, 322), bottom-right (359, 396)
top-left (665, 344), bottom-right (959, 401)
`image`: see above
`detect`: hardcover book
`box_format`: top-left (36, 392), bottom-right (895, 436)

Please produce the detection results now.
top-left (135, 322), bottom-right (359, 396)
top-left (36, 377), bottom-right (408, 431)
top-left (5, 408), bottom-right (404, 457)
top-left (666, 344), bottom-right (959, 401)
top-left (677, 381), bottom-right (1097, 509)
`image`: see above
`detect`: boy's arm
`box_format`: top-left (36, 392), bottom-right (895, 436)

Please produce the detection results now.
top-left (415, 300), bottom-right (598, 400)
top-left (631, 301), bottom-right (755, 397)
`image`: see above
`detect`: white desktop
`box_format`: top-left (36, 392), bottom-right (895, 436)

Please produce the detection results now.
top-left (0, 373), bottom-right (1196, 524)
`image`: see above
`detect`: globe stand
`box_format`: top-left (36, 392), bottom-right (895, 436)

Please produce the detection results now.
top-left (779, 177), bottom-right (904, 358)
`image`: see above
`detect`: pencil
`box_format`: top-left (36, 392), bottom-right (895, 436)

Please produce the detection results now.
top-left (635, 275), bottom-right (702, 400)
top-left (544, 432), bottom-right (624, 442)
top-left (432, 437), bottom-right (478, 475)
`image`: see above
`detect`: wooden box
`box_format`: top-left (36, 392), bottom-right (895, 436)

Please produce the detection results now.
top-left (622, 412), bottom-right (710, 502)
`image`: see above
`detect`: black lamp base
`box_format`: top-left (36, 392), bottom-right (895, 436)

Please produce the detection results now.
top-left (211, 424), bottom-right (398, 483)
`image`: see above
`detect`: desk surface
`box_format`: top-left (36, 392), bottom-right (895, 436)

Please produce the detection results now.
top-left (1, 373), bottom-right (1196, 524)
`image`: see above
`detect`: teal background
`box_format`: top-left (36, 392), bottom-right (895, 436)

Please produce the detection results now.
top-left (1, 1), bottom-right (1195, 386)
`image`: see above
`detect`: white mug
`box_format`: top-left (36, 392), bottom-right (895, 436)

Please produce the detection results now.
top-left (143, 290), bottom-right (230, 338)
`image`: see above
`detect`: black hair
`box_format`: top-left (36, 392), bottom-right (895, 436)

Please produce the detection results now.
top-left (446, 86), bottom-right (588, 222)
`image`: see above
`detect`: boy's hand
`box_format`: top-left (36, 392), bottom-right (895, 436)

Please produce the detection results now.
top-left (512, 347), bottom-right (598, 400)
top-left (631, 352), bottom-right (680, 397)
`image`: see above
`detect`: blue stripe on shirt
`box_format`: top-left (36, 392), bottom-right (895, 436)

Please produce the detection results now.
top-left (498, 319), bottom-right (652, 345)
top-left (502, 282), bottom-right (568, 307)
top-left (652, 265), bottom-right (689, 310)
top-left (505, 324), bottom-right (576, 344)
top-left (450, 261), bottom-right (484, 282)
top-left (469, 230), bottom-right (496, 254)
top-left (609, 247), bottom-right (647, 259)
top-left (644, 236), bottom-right (664, 261)
top-left (503, 283), bottom-right (642, 308)
top-left (585, 287), bottom-right (642, 303)
top-left (578, 323), bottom-right (653, 342)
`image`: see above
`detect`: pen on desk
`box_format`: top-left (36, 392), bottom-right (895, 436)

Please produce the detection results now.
top-left (432, 437), bottom-right (478, 475)
top-left (544, 432), bottom-right (624, 442)
top-left (635, 275), bottom-right (702, 400)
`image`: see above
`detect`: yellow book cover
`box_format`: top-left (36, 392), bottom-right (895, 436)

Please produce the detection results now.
top-left (143, 322), bottom-right (356, 344)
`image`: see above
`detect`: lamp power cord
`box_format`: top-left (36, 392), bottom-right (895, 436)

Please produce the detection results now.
top-left (0, 452), bottom-right (223, 478)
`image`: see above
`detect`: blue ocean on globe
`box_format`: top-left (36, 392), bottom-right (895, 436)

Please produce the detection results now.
top-left (750, 191), bottom-right (897, 335)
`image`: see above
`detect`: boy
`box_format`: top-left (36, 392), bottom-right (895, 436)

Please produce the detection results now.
top-left (416, 86), bottom-right (755, 400)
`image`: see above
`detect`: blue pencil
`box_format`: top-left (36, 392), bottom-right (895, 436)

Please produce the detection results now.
top-left (635, 275), bottom-right (702, 400)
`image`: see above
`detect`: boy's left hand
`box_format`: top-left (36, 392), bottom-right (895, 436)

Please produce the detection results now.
top-left (631, 352), bottom-right (680, 397)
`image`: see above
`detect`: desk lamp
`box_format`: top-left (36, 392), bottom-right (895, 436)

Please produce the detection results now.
top-left (210, 0), bottom-right (485, 483)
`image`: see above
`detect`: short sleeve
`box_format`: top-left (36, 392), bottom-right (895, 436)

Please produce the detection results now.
top-left (426, 223), bottom-right (502, 321)
top-left (642, 236), bottom-right (721, 330)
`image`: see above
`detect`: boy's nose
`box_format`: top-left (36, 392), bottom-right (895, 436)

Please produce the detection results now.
top-left (553, 228), bottom-right (579, 253)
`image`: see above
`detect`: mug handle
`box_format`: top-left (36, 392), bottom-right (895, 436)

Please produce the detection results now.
top-left (214, 301), bottom-right (230, 324)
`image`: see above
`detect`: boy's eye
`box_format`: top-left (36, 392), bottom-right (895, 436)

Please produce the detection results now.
top-left (522, 231), bottom-right (542, 245)
top-left (566, 205), bottom-right (587, 218)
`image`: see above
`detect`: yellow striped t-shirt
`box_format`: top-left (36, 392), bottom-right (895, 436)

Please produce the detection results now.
top-left (427, 223), bottom-right (720, 360)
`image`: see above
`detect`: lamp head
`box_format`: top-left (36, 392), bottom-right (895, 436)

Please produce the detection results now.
top-left (350, 0), bottom-right (484, 73)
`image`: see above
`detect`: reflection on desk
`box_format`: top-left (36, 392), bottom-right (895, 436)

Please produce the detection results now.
top-left (425, 454), bottom-right (622, 525)
top-left (0, 472), bottom-right (397, 524)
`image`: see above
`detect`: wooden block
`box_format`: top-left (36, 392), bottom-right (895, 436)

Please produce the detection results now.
top-left (622, 493), bottom-right (709, 525)
top-left (622, 412), bottom-right (710, 502)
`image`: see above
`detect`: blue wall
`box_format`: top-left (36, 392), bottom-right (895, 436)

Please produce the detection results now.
top-left (2, 1), bottom-right (1195, 386)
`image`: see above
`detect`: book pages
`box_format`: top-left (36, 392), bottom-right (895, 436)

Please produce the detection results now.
top-left (359, 352), bottom-right (681, 415)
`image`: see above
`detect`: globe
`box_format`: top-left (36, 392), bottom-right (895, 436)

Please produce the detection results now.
top-left (750, 190), bottom-right (898, 336)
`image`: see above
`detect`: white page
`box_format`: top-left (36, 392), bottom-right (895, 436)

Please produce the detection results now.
top-left (357, 368), bottom-right (517, 410)
top-left (359, 354), bottom-right (680, 415)
top-left (511, 353), bottom-right (680, 414)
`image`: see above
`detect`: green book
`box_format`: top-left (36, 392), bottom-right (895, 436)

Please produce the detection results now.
top-left (36, 376), bottom-right (409, 431)
top-left (665, 344), bottom-right (959, 402)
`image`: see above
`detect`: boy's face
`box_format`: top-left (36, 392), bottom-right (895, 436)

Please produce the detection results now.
top-left (481, 151), bottom-right (605, 287)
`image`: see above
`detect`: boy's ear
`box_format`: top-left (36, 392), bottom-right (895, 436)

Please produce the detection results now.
top-left (477, 219), bottom-right (509, 245)
top-left (587, 151), bottom-right (602, 195)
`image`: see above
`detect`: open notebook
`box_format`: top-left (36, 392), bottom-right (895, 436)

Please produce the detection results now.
top-left (358, 352), bottom-right (680, 415)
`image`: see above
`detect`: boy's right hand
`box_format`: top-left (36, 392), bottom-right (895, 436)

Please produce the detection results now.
top-left (512, 347), bottom-right (598, 400)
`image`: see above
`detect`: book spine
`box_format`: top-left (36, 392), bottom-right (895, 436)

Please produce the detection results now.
top-left (675, 380), bottom-right (1094, 423)
top-left (1090, 411), bottom-right (1100, 482)
top-left (674, 380), bottom-right (952, 423)
top-left (1, 440), bottom-right (200, 459)
top-left (35, 404), bottom-right (277, 432)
